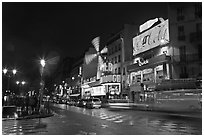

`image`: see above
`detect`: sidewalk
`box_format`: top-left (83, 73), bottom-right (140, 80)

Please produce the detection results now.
top-left (106, 102), bottom-right (202, 119)
top-left (2, 113), bottom-right (54, 121)
top-left (107, 102), bottom-right (149, 110)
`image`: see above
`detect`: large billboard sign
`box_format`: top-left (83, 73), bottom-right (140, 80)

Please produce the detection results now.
top-left (133, 19), bottom-right (169, 56)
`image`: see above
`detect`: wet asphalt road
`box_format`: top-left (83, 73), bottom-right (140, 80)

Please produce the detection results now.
top-left (2, 103), bottom-right (202, 135)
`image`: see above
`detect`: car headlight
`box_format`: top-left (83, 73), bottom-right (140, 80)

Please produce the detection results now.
top-left (14, 113), bottom-right (18, 119)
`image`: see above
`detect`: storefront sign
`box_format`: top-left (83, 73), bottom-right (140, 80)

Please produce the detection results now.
top-left (108, 85), bottom-right (120, 95)
top-left (139, 18), bottom-right (159, 33)
top-left (91, 86), bottom-right (106, 96)
top-left (127, 54), bottom-right (170, 72)
top-left (100, 62), bottom-right (113, 72)
top-left (83, 76), bottom-right (96, 84)
top-left (133, 19), bottom-right (169, 56)
top-left (100, 75), bottom-right (121, 83)
top-left (134, 58), bottom-right (149, 66)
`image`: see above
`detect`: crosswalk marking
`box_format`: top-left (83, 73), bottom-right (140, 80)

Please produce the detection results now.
top-left (2, 120), bottom-right (47, 135)
top-left (114, 119), bottom-right (123, 123)
top-left (106, 115), bottom-right (124, 121)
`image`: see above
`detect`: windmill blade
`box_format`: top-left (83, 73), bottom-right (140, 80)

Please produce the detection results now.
top-left (98, 55), bottom-right (104, 66)
top-left (85, 53), bottom-right (97, 64)
top-left (100, 46), bottom-right (108, 54)
top-left (92, 37), bottom-right (100, 52)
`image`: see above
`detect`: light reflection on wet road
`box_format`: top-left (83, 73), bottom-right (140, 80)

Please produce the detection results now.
top-left (2, 103), bottom-right (202, 135)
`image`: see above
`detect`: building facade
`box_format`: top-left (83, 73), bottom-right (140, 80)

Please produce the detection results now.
top-left (106, 24), bottom-right (138, 99)
top-left (168, 2), bottom-right (202, 79)
top-left (127, 18), bottom-right (170, 102)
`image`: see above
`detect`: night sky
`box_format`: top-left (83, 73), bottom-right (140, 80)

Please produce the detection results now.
top-left (2, 2), bottom-right (168, 82)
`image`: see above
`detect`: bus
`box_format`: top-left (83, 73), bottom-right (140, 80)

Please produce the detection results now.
top-left (144, 79), bottom-right (202, 113)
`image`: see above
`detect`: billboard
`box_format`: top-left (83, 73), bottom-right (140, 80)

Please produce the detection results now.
top-left (133, 19), bottom-right (169, 56)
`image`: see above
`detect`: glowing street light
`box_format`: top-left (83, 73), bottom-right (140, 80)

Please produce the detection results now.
top-left (16, 81), bottom-right (20, 85)
top-left (40, 59), bottom-right (46, 68)
top-left (22, 81), bottom-right (26, 85)
top-left (12, 69), bottom-right (17, 75)
top-left (3, 68), bottom-right (17, 75)
top-left (3, 68), bottom-right (8, 74)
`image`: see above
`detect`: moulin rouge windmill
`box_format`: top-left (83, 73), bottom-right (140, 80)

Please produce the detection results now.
top-left (85, 37), bottom-right (108, 80)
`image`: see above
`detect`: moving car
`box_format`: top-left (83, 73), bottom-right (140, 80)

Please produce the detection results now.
top-left (77, 99), bottom-right (88, 107)
top-left (86, 98), bottom-right (101, 109)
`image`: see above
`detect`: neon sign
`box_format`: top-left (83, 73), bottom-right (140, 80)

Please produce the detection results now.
top-left (134, 58), bottom-right (149, 66)
top-left (100, 75), bottom-right (121, 83)
top-left (100, 62), bottom-right (113, 72)
top-left (133, 19), bottom-right (169, 56)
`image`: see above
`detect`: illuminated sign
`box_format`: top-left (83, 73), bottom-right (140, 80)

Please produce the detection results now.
top-left (83, 76), bottom-right (96, 84)
top-left (100, 62), bottom-right (113, 72)
top-left (133, 19), bottom-right (169, 56)
top-left (91, 86), bottom-right (106, 96)
top-left (139, 18), bottom-right (159, 33)
top-left (108, 85), bottom-right (120, 95)
top-left (134, 58), bottom-right (149, 66)
top-left (100, 75), bottom-right (121, 83)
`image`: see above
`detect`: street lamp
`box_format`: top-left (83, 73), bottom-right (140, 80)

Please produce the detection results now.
top-left (3, 68), bottom-right (8, 74)
top-left (39, 59), bottom-right (46, 114)
top-left (16, 80), bottom-right (26, 96)
top-left (40, 59), bottom-right (46, 68)
top-left (16, 81), bottom-right (20, 85)
top-left (22, 81), bottom-right (26, 85)
top-left (2, 68), bottom-right (18, 106)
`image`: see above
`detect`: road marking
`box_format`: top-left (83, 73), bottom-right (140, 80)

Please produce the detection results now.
top-left (114, 119), bottom-right (123, 123)
top-left (106, 115), bottom-right (124, 121)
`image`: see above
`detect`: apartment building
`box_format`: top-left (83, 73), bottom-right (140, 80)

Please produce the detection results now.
top-left (168, 2), bottom-right (202, 79)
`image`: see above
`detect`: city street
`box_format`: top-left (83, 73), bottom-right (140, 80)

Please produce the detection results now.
top-left (2, 104), bottom-right (202, 135)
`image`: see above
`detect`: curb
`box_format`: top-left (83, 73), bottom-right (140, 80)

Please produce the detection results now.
top-left (16, 114), bottom-right (54, 120)
top-left (2, 114), bottom-right (54, 121)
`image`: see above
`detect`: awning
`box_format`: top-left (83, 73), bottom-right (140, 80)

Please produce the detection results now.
top-left (127, 54), bottom-right (171, 72)
top-left (69, 94), bottom-right (80, 97)
top-left (88, 80), bottom-right (101, 87)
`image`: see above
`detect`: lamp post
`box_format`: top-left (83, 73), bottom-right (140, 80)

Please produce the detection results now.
top-left (2, 68), bottom-right (17, 106)
top-left (16, 80), bottom-right (26, 96)
top-left (39, 59), bottom-right (46, 114)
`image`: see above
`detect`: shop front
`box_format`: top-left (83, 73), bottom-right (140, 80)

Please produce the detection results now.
top-left (127, 54), bottom-right (171, 102)
top-left (81, 80), bottom-right (106, 99)
top-left (128, 18), bottom-right (170, 103)
top-left (100, 74), bottom-right (121, 99)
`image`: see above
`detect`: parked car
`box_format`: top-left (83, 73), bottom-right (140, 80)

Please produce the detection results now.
top-left (2, 106), bottom-right (18, 119)
top-left (77, 99), bottom-right (88, 107)
top-left (67, 100), bottom-right (77, 106)
top-left (86, 98), bottom-right (102, 109)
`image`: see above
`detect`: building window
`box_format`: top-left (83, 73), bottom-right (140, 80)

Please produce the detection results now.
top-left (115, 56), bottom-right (117, 64)
top-left (115, 68), bottom-right (117, 74)
top-left (180, 65), bottom-right (188, 78)
top-left (118, 67), bottom-right (121, 74)
top-left (178, 25), bottom-right (185, 40)
top-left (177, 7), bottom-right (185, 21)
top-left (195, 3), bottom-right (201, 19)
top-left (123, 67), bottom-right (126, 75)
top-left (179, 46), bottom-right (186, 62)
top-left (118, 43), bottom-right (121, 51)
top-left (118, 55), bottom-right (121, 62)
top-left (115, 45), bottom-right (118, 52)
